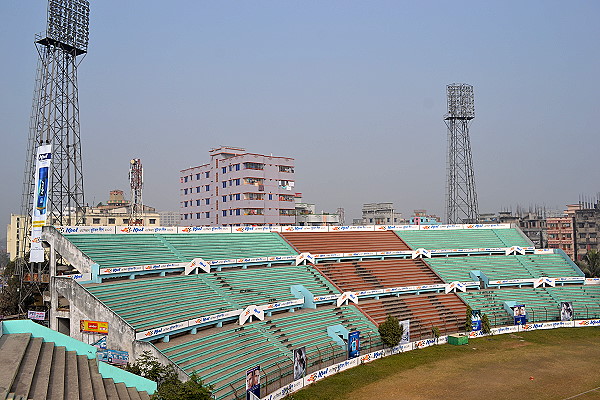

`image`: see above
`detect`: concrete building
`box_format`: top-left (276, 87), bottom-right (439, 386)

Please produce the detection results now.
top-left (295, 202), bottom-right (340, 226)
top-left (6, 214), bottom-right (27, 261)
top-left (547, 216), bottom-right (575, 260)
top-left (179, 146), bottom-right (297, 226)
top-left (361, 203), bottom-right (404, 225)
top-left (571, 204), bottom-right (600, 261)
top-left (158, 211), bottom-right (180, 227)
top-left (410, 210), bottom-right (441, 225)
top-left (496, 210), bottom-right (548, 248)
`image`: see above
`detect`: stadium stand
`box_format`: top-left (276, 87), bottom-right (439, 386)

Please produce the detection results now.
top-left (64, 232), bottom-right (297, 269)
top-left (394, 228), bottom-right (531, 250)
top-left (280, 230), bottom-right (410, 253)
top-left (84, 265), bottom-right (339, 332)
top-left (425, 253), bottom-right (581, 283)
top-left (157, 305), bottom-right (380, 399)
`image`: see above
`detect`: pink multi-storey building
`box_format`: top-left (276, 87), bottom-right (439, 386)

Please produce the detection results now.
top-left (179, 146), bottom-right (297, 226)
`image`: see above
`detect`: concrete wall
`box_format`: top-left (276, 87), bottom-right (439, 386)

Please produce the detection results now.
top-left (43, 226), bottom-right (95, 274)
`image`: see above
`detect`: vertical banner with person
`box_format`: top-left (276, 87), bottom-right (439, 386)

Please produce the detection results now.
top-left (399, 319), bottom-right (410, 344)
top-left (246, 366), bottom-right (260, 400)
top-left (293, 346), bottom-right (307, 380)
top-left (471, 310), bottom-right (482, 331)
top-left (348, 330), bottom-right (360, 358)
top-left (561, 302), bottom-right (574, 321)
top-left (514, 305), bottom-right (527, 325)
top-left (30, 144), bottom-right (52, 263)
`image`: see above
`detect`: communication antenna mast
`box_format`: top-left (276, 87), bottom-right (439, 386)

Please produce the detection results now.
top-left (445, 83), bottom-right (479, 224)
top-left (129, 159), bottom-right (144, 226)
top-left (17, 0), bottom-right (90, 314)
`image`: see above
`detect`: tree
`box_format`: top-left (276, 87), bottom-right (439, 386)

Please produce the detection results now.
top-left (481, 313), bottom-right (492, 334)
top-left (378, 314), bottom-right (404, 348)
top-left (465, 305), bottom-right (473, 332)
top-left (579, 250), bottom-right (600, 278)
top-left (125, 351), bottom-right (212, 400)
top-left (0, 259), bottom-right (20, 317)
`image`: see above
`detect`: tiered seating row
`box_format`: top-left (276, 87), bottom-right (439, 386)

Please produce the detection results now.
top-left (157, 306), bottom-right (380, 400)
top-left (315, 258), bottom-right (442, 292)
top-left (394, 228), bottom-right (531, 250)
top-left (358, 293), bottom-right (467, 339)
top-left (281, 231), bottom-right (411, 254)
top-left (426, 254), bottom-right (580, 283)
top-left (65, 232), bottom-right (297, 269)
top-left (84, 265), bottom-right (339, 331)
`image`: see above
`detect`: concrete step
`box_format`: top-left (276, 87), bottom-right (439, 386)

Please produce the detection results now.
top-left (0, 333), bottom-right (31, 399)
top-left (139, 391), bottom-right (151, 400)
top-left (76, 355), bottom-right (93, 399)
top-left (88, 359), bottom-right (108, 400)
top-left (102, 378), bottom-right (120, 399)
top-left (126, 386), bottom-right (143, 400)
top-left (29, 341), bottom-right (55, 400)
top-left (12, 336), bottom-right (44, 398)
top-left (47, 346), bottom-right (66, 400)
top-left (114, 382), bottom-right (132, 400)
top-left (64, 350), bottom-right (80, 400)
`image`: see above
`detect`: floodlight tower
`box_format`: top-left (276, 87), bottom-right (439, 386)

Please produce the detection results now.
top-left (444, 84), bottom-right (479, 224)
top-left (16, 0), bottom-right (89, 311)
top-left (129, 159), bottom-right (144, 226)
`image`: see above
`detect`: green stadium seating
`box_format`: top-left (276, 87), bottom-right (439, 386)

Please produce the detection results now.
top-left (394, 228), bottom-right (531, 250)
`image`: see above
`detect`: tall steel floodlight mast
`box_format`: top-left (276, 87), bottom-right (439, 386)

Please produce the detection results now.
top-left (129, 159), bottom-right (144, 226)
top-left (444, 84), bottom-right (479, 224)
top-left (17, 0), bottom-right (90, 308)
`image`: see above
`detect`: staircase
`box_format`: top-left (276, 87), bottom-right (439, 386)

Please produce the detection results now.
top-left (0, 333), bottom-right (151, 400)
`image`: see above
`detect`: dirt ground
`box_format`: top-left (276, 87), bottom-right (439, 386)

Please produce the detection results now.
top-left (350, 333), bottom-right (600, 400)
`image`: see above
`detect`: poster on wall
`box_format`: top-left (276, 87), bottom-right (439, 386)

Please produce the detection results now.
top-left (560, 302), bottom-right (574, 321)
top-left (80, 319), bottom-right (109, 334)
top-left (92, 336), bottom-right (107, 349)
top-left (97, 349), bottom-right (129, 366)
top-left (27, 310), bottom-right (46, 321)
top-left (513, 305), bottom-right (527, 325)
top-left (293, 347), bottom-right (307, 380)
top-left (399, 320), bottom-right (410, 344)
top-left (471, 310), bottom-right (482, 331)
top-left (348, 331), bottom-right (360, 358)
top-left (246, 366), bottom-right (260, 400)
top-left (29, 144), bottom-right (52, 263)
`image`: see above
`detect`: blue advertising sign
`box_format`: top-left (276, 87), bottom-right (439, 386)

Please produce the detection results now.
top-left (97, 349), bottom-right (129, 365)
top-left (471, 310), bottom-right (482, 331)
top-left (246, 366), bottom-right (260, 400)
top-left (348, 331), bottom-right (360, 358)
top-left (514, 305), bottom-right (527, 325)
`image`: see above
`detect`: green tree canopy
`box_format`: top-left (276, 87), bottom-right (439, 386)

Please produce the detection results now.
top-left (378, 314), bottom-right (404, 348)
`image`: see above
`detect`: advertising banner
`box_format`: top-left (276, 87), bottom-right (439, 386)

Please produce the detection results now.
top-left (92, 336), bottom-right (107, 349)
top-left (28, 310), bottom-right (46, 320)
top-left (348, 331), bottom-right (360, 358)
top-left (560, 302), bottom-right (574, 321)
top-left (513, 305), bottom-right (527, 325)
top-left (97, 349), bottom-right (129, 366)
top-left (471, 310), bottom-right (482, 331)
top-left (293, 347), bottom-right (307, 381)
top-left (246, 366), bottom-right (260, 400)
top-left (399, 319), bottom-right (410, 344)
top-left (30, 144), bottom-right (52, 263)
top-left (80, 320), bottom-right (109, 334)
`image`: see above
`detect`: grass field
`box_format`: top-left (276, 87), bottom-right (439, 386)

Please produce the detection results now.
top-left (287, 327), bottom-right (600, 400)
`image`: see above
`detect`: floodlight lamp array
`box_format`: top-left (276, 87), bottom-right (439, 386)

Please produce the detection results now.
top-left (47, 0), bottom-right (90, 52)
top-left (446, 84), bottom-right (475, 119)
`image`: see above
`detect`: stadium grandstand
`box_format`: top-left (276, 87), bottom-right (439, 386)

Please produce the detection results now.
top-left (37, 223), bottom-right (600, 399)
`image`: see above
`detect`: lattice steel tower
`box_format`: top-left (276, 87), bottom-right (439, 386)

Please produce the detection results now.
top-left (444, 83), bottom-right (479, 224)
top-left (129, 159), bottom-right (144, 225)
top-left (16, 0), bottom-right (90, 306)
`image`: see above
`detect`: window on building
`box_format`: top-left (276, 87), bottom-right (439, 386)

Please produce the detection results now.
top-left (279, 209), bottom-right (295, 216)
top-left (222, 167), bottom-right (227, 174)
top-left (235, 193), bottom-right (240, 201)
top-left (93, 218), bottom-right (100, 224)
top-left (205, 171), bottom-right (210, 178)
top-left (196, 173), bottom-right (201, 180)
top-left (123, 219), bottom-right (129, 224)
top-left (222, 196), bottom-right (227, 202)
top-left (268, 194), bottom-right (273, 200)
top-left (244, 208), bottom-right (264, 215)
top-left (222, 210), bottom-right (227, 217)
top-left (278, 194), bottom-right (294, 202)
top-left (279, 165), bottom-right (294, 173)
top-left (244, 162), bottom-right (264, 170)
top-left (196, 200), bottom-right (201, 206)
top-left (205, 198), bottom-right (210, 205)
top-left (196, 186), bottom-right (201, 193)
top-left (205, 185), bottom-right (210, 191)
top-left (108, 218), bottom-right (115, 224)
top-left (205, 212), bottom-right (210, 218)
top-left (236, 209), bottom-right (241, 216)
top-left (235, 178), bottom-right (240, 186)
top-left (184, 188), bottom-right (188, 195)
top-left (235, 164), bottom-right (240, 171)
top-left (244, 193), bottom-right (264, 200)
top-left (184, 176), bottom-right (188, 183)
top-left (222, 181), bottom-right (227, 188)
top-left (244, 177), bottom-right (264, 185)
top-left (279, 180), bottom-right (295, 190)
top-left (149, 219), bottom-right (156, 224)
top-left (184, 201), bottom-right (189, 207)
top-left (196, 213), bottom-right (201, 219)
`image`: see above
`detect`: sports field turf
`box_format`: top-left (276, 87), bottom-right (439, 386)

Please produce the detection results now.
top-left (288, 327), bottom-right (600, 400)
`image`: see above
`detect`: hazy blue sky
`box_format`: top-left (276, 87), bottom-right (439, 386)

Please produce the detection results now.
top-left (1, 1), bottom-right (599, 233)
